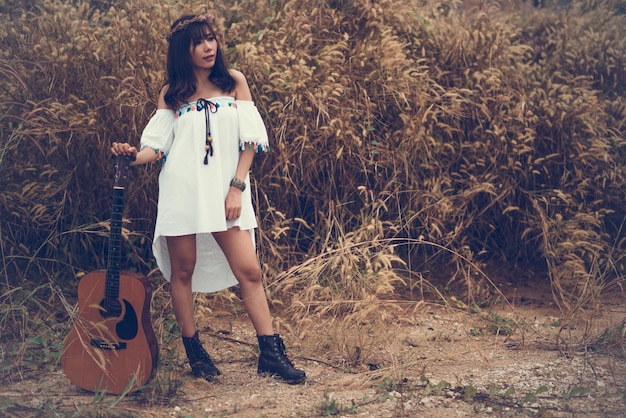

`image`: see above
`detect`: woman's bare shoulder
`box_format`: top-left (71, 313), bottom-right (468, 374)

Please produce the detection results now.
top-left (158, 84), bottom-right (171, 109)
top-left (229, 70), bottom-right (251, 100)
top-left (228, 69), bottom-right (247, 83)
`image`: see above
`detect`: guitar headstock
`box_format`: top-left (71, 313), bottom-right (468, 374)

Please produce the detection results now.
top-left (113, 155), bottom-right (135, 189)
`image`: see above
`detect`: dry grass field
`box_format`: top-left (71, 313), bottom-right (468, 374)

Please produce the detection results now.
top-left (1, 0), bottom-right (626, 416)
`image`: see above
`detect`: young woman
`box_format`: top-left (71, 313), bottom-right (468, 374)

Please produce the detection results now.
top-left (110, 14), bottom-right (305, 384)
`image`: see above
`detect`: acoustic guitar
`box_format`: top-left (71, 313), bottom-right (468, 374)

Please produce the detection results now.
top-left (62, 155), bottom-right (158, 394)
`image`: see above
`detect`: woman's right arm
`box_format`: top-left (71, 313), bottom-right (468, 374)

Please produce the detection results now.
top-left (110, 142), bottom-right (157, 165)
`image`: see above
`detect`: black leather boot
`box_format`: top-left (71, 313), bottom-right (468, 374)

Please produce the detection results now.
top-left (257, 334), bottom-right (306, 384)
top-left (182, 331), bottom-right (221, 381)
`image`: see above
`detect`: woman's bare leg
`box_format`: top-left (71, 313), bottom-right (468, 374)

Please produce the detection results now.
top-left (213, 227), bottom-right (305, 383)
top-left (168, 235), bottom-right (221, 380)
top-left (212, 228), bottom-right (274, 336)
top-left (166, 235), bottom-right (197, 338)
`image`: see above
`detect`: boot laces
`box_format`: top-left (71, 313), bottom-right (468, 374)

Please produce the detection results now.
top-left (191, 344), bottom-right (215, 366)
top-left (185, 335), bottom-right (216, 367)
top-left (275, 337), bottom-right (294, 367)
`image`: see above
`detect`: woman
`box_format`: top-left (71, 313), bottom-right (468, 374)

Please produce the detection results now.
top-left (111, 14), bottom-right (305, 384)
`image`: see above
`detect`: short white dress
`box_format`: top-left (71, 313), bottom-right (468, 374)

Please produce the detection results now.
top-left (139, 96), bottom-right (269, 293)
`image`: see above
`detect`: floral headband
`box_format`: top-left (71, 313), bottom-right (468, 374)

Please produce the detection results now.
top-left (166, 14), bottom-right (215, 42)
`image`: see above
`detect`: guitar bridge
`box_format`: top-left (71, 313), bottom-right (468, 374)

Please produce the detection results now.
top-left (90, 339), bottom-right (127, 350)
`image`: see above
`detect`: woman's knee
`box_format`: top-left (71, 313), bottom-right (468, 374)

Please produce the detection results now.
top-left (236, 263), bottom-right (262, 285)
top-left (166, 235), bottom-right (197, 284)
top-left (170, 257), bottom-right (196, 284)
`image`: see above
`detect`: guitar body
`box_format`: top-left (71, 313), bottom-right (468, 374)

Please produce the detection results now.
top-left (62, 270), bottom-right (158, 394)
top-left (62, 155), bottom-right (158, 394)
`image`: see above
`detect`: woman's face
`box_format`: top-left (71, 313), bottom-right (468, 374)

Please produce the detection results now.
top-left (189, 29), bottom-right (218, 71)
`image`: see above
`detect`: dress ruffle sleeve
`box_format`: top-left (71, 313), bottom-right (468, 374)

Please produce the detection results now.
top-left (236, 100), bottom-right (270, 152)
top-left (140, 109), bottom-right (175, 155)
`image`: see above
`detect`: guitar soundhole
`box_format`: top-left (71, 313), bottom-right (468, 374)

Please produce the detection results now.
top-left (99, 299), bottom-right (139, 341)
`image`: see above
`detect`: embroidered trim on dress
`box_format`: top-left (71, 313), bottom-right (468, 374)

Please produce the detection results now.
top-left (174, 100), bottom-right (235, 117)
top-left (174, 99), bottom-right (269, 155)
top-left (240, 141), bottom-right (270, 153)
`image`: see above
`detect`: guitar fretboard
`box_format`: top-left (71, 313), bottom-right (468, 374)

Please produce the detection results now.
top-left (105, 186), bottom-right (125, 306)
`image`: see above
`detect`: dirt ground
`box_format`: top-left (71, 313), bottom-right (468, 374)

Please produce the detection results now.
top-left (1, 277), bottom-right (625, 418)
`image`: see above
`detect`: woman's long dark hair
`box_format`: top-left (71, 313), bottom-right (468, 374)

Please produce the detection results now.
top-left (164, 15), bottom-right (235, 110)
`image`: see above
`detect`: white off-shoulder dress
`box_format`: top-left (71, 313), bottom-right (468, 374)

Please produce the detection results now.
top-left (139, 96), bottom-right (269, 293)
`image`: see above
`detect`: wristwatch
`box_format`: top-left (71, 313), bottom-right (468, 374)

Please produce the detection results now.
top-left (230, 177), bottom-right (246, 191)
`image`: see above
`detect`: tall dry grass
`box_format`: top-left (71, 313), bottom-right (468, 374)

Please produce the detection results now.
top-left (0, 0), bottom-right (625, 384)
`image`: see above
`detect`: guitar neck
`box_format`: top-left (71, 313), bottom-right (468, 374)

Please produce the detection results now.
top-left (105, 186), bottom-right (125, 301)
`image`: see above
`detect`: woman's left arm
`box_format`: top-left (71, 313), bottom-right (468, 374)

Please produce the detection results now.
top-left (232, 69), bottom-right (256, 181)
top-left (225, 70), bottom-right (256, 220)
